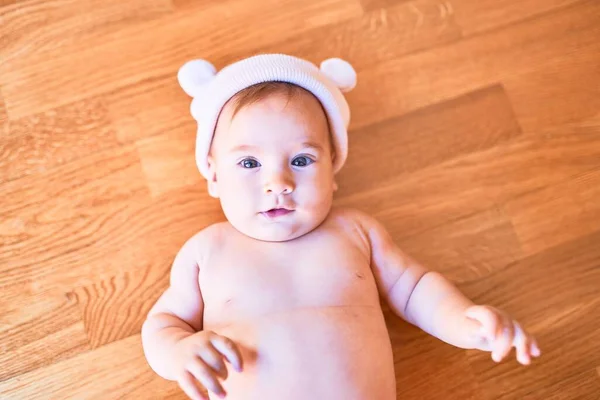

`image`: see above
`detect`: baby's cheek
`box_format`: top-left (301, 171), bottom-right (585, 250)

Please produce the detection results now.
top-left (301, 184), bottom-right (333, 213)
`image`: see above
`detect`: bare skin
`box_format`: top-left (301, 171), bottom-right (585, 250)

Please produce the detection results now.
top-left (141, 89), bottom-right (541, 399)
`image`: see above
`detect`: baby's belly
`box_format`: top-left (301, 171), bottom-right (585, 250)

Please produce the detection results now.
top-left (207, 305), bottom-right (396, 400)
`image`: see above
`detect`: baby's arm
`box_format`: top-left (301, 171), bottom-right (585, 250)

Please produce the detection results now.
top-left (141, 233), bottom-right (205, 378)
top-left (141, 231), bottom-right (243, 399)
top-left (358, 212), bottom-right (540, 364)
top-left (360, 213), bottom-right (477, 349)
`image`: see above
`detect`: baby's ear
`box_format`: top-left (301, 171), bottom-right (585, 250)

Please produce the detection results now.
top-left (332, 180), bottom-right (338, 192)
top-left (206, 156), bottom-right (219, 198)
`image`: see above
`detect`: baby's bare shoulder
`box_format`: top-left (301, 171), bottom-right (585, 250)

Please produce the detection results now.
top-left (327, 206), bottom-right (379, 231)
top-left (325, 207), bottom-right (381, 250)
top-left (183, 221), bottom-right (232, 259)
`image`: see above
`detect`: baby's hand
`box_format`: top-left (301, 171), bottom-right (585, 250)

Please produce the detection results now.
top-left (172, 330), bottom-right (243, 400)
top-left (465, 305), bottom-right (541, 365)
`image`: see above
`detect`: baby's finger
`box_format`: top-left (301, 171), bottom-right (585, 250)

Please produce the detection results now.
top-left (513, 323), bottom-right (531, 365)
top-left (466, 306), bottom-right (499, 340)
top-left (530, 336), bottom-right (541, 357)
top-left (211, 335), bottom-right (244, 372)
top-left (198, 345), bottom-right (229, 379)
top-left (492, 322), bottom-right (514, 362)
top-left (187, 358), bottom-right (226, 398)
top-left (178, 370), bottom-right (208, 400)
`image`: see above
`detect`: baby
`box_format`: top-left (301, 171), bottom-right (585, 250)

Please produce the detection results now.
top-left (141, 54), bottom-right (541, 400)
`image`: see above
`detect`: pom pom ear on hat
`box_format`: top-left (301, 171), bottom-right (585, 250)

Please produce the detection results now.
top-left (320, 58), bottom-right (357, 93)
top-left (177, 59), bottom-right (217, 98)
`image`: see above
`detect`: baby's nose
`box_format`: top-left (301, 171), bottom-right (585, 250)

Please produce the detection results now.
top-left (264, 173), bottom-right (295, 195)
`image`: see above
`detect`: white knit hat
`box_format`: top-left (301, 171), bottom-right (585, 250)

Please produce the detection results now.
top-left (177, 53), bottom-right (357, 180)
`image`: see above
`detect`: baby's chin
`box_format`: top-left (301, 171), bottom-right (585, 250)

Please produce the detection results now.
top-left (229, 213), bottom-right (322, 242)
top-left (242, 222), bottom-right (313, 242)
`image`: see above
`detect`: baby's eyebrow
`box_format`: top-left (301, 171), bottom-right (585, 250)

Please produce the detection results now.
top-left (300, 142), bottom-right (325, 152)
top-left (229, 144), bottom-right (259, 153)
top-left (228, 142), bottom-right (324, 153)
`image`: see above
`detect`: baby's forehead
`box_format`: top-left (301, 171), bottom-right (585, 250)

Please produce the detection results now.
top-left (227, 83), bottom-right (324, 118)
top-left (212, 82), bottom-right (332, 152)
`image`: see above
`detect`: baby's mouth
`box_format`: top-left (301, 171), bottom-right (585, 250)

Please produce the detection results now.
top-left (261, 208), bottom-right (294, 218)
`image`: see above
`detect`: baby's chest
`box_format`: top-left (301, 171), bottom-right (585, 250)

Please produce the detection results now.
top-left (200, 236), bottom-right (379, 325)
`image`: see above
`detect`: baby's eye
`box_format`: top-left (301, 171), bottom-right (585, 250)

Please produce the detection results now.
top-left (291, 156), bottom-right (314, 167)
top-left (239, 158), bottom-right (261, 169)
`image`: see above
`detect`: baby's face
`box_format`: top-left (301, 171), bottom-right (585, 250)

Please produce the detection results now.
top-left (207, 90), bottom-right (336, 242)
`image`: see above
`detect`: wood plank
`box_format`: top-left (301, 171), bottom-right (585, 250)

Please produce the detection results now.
top-left (522, 368), bottom-right (600, 400)
top-left (0, 0), bottom-right (363, 120)
top-left (397, 206), bottom-right (523, 284)
top-left (336, 84), bottom-right (522, 196)
top-left (451, 0), bottom-right (582, 35)
top-left (170, 0), bottom-right (213, 10)
top-left (505, 168), bottom-right (600, 257)
top-left (0, 177), bottom-right (223, 299)
top-left (0, 89), bottom-right (6, 140)
top-left (459, 231), bottom-right (600, 400)
top-left (259, 0), bottom-right (462, 72)
top-left (135, 121), bottom-right (200, 198)
top-left (503, 49), bottom-right (600, 135)
top-left (345, 0), bottom-right (600, 130)
top-left (0, 0), bottom-right (173, 63)
top-left (63, 185), bottom-right (223, 348)
top-left (106, 75), bottom-right (190, 144)
top-left (0, 97), bottom-right (119, 184)
top-left (396, 333), bottom-right (483, 400)
top-left (334, 129), bottom-right (600, 241)
top-left (0, 322), bottom-right (90, 384)
top-left (72, 259), bottom-right (171, 348)
top-left (0, 289), bottom-right (90, 381)
top-left (381, 300), bottom-right (483, 399)
top-left (0, 145), bottom-right (150, 291)
top-left (0, 88), bottom-right (6, 124)
top-left (0, 334), bottom-right (182, 399)
top-left (359, 0), bottom-right (412, 12)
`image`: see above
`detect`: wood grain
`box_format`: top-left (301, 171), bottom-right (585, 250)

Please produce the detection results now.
top-left (503, 48), bottom-right (600, 135)
top-left (0, 0), bottom-right (363, 120)
top-left (0, 289), bottom-right (90, 381)
top-left (106, 75), bottom-right (191, 144)
top-left (383, 302), bottom-right (484, 399)
top-left (0, 0), bottom-right (173, 63)
top-left (0, 335), bottom-right (182, 399)
top-left (136, 123), bottom-right (200, 198)
top-left (0, 97), bottom-right (119, 184)
top-left (72, 261), bottom-right (171, 348)
top-left (259, 0), bottom-right (462, 72)
top-left (1, 0), bottom-right (599, 398)
top-left (335, 129), bottom-right (600, 240)
top-left (459, 231), bottom-right (600, 399)
top-left (506, 168), bottom-right (600, 257)
top-left (347, 0), bottom-right (600, 130)
top-left (336, 84), bottom-right (522, 196)
top-left (397, 206), bottom-right (523, 284)
top-left (451, 0), bottom-right (582, 35)
top-left (0, 89), bottom-right (6, 124)
top-left (0, 145), bottom-right (149, 284)
top-left (359, 0), bottom-right (412, 13)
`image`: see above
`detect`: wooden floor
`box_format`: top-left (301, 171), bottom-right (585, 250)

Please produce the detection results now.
top-left (1, 0), bottom-right (599, 398)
